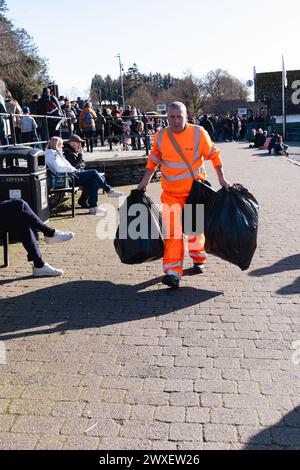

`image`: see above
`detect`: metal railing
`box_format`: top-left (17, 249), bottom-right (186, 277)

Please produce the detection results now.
top-left (0, 111), bottom-right (169, 154)
top-left (0, 112), bottom-right (73, 148)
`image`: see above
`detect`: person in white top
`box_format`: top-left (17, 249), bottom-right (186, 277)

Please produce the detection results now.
top-left (45, 136), bottom-right (124, 215)
top-left (21, 106), bottom-right (38, 144)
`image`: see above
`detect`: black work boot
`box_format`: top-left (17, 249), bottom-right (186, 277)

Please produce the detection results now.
top-left (162, 274), bottom-right (180, 288)
top-left (190, 263), bottom-right (206, 275)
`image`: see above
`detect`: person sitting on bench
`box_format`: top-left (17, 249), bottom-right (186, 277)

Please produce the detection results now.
top-left (63, 134), bottom-right (89, 208)
top-left (0, 199), bottom-right (74, 276)
top-left (45, 136), bottom-right (124, 215)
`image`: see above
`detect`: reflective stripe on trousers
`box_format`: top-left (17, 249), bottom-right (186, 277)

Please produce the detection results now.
top-left (161, 191), bottom-right (206, 279)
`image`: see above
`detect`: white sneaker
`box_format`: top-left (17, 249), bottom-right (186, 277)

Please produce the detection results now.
top-left (107, 189), bottom-right (124, 198)
top-left (44, 230), bottom-right (75, 244)
top-left (32, 262), bottom-right (64, 277)
top-left (89, 206), bottom-right (108, 215)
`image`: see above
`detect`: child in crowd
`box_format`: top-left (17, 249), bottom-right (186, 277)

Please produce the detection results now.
top-left (20, 106), bottom-right (38, 144)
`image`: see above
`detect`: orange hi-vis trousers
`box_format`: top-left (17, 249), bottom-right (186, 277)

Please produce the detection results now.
top-left (161, 191), bottom-right (206, 280)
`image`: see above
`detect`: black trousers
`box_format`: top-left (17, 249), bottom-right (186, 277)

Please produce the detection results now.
top-left (0, 199), bottom-right (54, 262)
top-left (83, 130), bottom-right (94, 152)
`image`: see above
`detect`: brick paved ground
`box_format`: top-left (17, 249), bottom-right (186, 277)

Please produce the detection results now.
top-left (0, 142), bottom-right (299, 450)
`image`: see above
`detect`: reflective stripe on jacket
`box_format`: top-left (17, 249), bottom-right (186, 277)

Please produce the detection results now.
top-left (146, 124), bottom-right (222, 195)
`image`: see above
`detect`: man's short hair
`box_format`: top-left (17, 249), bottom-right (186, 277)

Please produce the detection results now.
top-left (167, 101), bottom-right (187, 115)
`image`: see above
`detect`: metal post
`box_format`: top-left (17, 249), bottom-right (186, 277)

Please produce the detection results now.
top-left (107, 117), bottom-right (112, 150)
top-left (71, 177), bottom-right (75, 218)
top-left (4, 231), bottom-right (9, 267)
top-left (8, 114), bottom-right (16, 145)
top-left (282, 79), bottom-right (286, 139)
top-left (142, 113), bottom-right (149, 155)
top-left (43, 116), bottom-right (50, 144)
top-left (282, 55), bottom-right (287, 139)
top-left (117, 53), bottom-right (125, 110)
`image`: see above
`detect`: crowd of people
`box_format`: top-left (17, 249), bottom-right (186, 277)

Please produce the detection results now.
top-left (0, 88), bottom-right (151, 152)
top-left (190, 112), bottom-right (288, 156)
top-left (0, 87), bottom-right (289, 159)
top-left (188, 109), bottom-right (270, 143)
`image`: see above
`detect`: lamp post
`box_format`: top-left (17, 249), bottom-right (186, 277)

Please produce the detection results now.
top-left (116, 53), bottom-right (125, 111)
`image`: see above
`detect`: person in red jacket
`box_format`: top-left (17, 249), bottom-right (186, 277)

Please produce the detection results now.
top-left (138, 101), bottom-right (230, 288)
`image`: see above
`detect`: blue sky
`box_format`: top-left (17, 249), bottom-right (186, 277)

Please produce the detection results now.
top-left (6, 0), bottom-right (300, 98)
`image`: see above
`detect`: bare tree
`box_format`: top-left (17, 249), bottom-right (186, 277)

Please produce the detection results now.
top-left (128, 85), bottom-right (155, 112)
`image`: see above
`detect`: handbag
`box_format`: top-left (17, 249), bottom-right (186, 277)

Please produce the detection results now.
top-left (167, 128), bottom-right (215, 235)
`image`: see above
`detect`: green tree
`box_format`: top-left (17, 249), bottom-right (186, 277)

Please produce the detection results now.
top-left (124, 63), bottom-right (143, 98)
top-left (91, 73), bottom-right (122, 105)
top-left (0, 0), bottom-right (8, 13)
top-left (0, 2), bottom-right (48, 103)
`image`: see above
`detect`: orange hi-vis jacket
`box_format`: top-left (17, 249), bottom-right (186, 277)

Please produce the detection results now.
top-left (146, 124), bottom-right (223, 196)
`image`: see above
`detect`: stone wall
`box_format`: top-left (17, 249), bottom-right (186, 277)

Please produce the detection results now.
top-left (86, 156), bottom-right (161, 187)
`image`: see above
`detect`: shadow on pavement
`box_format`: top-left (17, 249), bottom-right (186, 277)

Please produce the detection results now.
top-left (251, 152), bottom-right (272, 157)
top-left (249, 254), bottom-right (300, 276)
top-left (0, 275), bottom-right (34, 285)
top-left (248, 254), bottom-right (300, 295)
top-left (277, 276), bottom-right (300, 295)
top-left (244, 406), bottom-right (300, 449)
top-left (0, 279), bottom-right (222, 340)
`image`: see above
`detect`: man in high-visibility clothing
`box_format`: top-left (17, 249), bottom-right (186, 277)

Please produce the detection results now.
top-left (138, 102), bottom-right (230, 288)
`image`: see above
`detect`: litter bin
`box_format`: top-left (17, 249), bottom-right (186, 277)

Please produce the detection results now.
top-left (0, 146), bottom-right (49, 221)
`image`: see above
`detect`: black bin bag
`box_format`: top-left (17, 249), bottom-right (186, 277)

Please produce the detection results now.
top-left (182, 179), bottom-right (215, 235)
top-left (204, 183), bottom-right (259, 271)
top-left (114, 189), bottom-right (164, 264)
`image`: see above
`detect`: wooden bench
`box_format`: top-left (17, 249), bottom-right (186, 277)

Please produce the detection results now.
top-left (48, 167), bottom-right (107, 216)
top-left (48, 175), bottom-right (78, 218)
top-left (48, 176), bottom-right (79, 218)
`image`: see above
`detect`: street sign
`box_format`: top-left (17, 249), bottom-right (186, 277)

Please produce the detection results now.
top-left (238, 108), bottom-right (247, 117)
top-left (246, 80), bottom-right (254, 87)
top-left (156, 104), bottom-right (167, 113)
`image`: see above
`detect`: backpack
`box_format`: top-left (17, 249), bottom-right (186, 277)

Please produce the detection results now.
top-left (45, 98), bottom-right (58, 115)
top-left (85, 111), bottom-right (94, 127)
